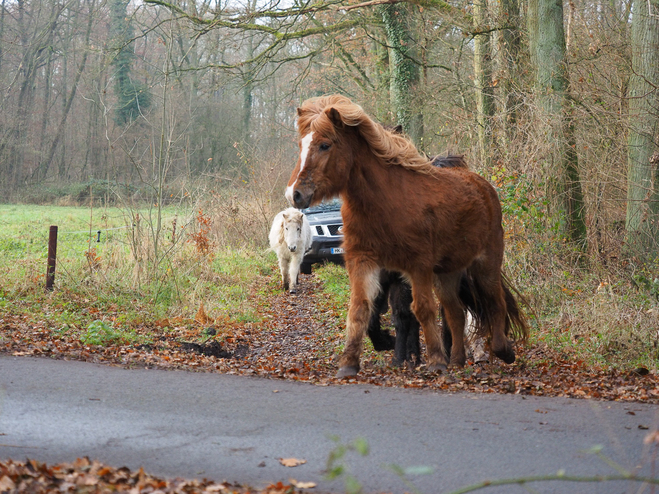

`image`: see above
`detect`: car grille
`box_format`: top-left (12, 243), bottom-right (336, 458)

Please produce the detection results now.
top-left (314, 224), bottom-right (343, 236)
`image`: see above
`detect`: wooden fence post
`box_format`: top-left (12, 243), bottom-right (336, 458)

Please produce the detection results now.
top-left (46, 225), bottom-right (58, 291)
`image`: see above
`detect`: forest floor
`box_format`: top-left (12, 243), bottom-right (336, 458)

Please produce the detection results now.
top-left (1, 273), bottom-right (659, 493)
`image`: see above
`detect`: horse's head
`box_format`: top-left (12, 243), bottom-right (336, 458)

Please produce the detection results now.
top-left (281, 208), bottom-right (304, 252)
top-left (285, 97), bottom-right (363, 209)
top-left (285, 95), bottom-right (432, 209)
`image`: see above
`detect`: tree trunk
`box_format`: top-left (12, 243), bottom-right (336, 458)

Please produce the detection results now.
top-left (0, 0), bottom-right (5, 75)
top-left (242, 35), bottom-right (254, 147)
top-left (473, 0), bottom-right (495, 165)
top-left (46, 0), bottom-right (95, 181)
top-left (533, 0), bottom-right (587, 248)
top-left (380, 3), bottom-right (423, 147)
top-left (625, 0), bottom-right (659, 255)
top-left (372, 34), bottom-right (391, 123)
top-left (496, 0), bottom-right (521, 148)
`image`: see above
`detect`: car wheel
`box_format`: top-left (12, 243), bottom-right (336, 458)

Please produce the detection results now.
top-left (301, 263), bottom-right (312, 275)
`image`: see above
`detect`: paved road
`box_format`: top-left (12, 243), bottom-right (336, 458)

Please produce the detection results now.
top-left (0, 356), bottom-right (657, 493)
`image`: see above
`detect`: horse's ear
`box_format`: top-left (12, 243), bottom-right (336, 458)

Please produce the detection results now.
top-left (326, 107), bottom-right (344, 129)
top-left (296, 107), bottom-right (304, 117)
top-left (282, 212), bottom-right (289, 221)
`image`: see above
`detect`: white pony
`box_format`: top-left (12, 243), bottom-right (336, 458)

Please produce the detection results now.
top-left (269, 207), bottom-right (313, 293)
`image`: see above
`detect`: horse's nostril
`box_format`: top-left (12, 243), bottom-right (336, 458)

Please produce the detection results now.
top-left (293, 190), bottom-right (302, 205)
top-left (290, 245), bottom-right (297, 252)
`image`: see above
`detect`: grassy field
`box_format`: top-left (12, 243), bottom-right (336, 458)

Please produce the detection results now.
top-left (1, 202), bottom-right (659, 374)
top-left (0, 204), bottom-right (278, 335)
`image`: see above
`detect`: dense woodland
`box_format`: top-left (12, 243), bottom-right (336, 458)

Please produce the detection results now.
top-left (0, 0), bottom-right (657, 259)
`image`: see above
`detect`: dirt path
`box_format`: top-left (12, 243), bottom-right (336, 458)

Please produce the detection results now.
top-left (1, 274), bottom-right (658, 402)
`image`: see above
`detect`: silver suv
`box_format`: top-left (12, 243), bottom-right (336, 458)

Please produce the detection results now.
top-left (301, 199), bottom-right (344, 274)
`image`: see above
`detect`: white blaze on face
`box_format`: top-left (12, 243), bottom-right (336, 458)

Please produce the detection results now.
top-left (285, 131), bottom-right (314, 205)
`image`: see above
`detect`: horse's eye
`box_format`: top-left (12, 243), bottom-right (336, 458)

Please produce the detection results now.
top-left (319, 143), bottom-right (331, 151)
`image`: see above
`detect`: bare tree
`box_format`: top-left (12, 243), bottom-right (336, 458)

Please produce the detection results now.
top-left (473, 0), bottom-right (495, 165)
top-left (625, 0), bottom-right (659, 254)
top-left (529, 0), bottom-right (587, 248)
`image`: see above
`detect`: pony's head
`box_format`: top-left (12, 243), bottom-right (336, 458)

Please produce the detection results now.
top-left (285, 96), bottom-right (357, 209)
top-left (285, 95), bottom-right (432, 209)
top-left (281, 208), bottom-right (305, 252)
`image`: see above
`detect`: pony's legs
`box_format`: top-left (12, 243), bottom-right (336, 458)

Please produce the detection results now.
top-left (366, 271), bottom-right (395, 351)
top-left (434, 272), bottom-right (467, 367)
top-left (440, 307), bottom-right (453, 359)
top-left (390, 277), bottom-right (420, 366)
top-left (409, 272), bottom-right (447, 371)
top-left (288, 255), bottom-right (302, 294)
top-left (337, 261), bottom-right (381, 377)
top-left (279, 257), bottom-right (290, 291)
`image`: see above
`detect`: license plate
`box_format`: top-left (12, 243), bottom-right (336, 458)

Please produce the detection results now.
top-left (331, 247), bottom-right (344, 255)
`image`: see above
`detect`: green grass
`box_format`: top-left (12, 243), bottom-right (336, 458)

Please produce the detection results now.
top-left (80, 320), bottom-right (150, 346)
top-left (0, 204), bottom-right (277, 335)
top-left (315, 262), bottom-right (350, 309)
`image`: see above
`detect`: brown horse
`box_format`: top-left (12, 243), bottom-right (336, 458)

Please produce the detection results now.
top-left (285, 94), bottom-right (528, 377)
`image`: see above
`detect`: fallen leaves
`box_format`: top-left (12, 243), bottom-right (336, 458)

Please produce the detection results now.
top-left (0, 275), bottom-right (658, 403)
top-left (0, 457), bottom-right (303, 494)
top-left (289, 478), bottom-right (316, 488)
top-left (278, 458), bottom-right (307, 467)
top-left (0, 475), bottom-right (15, 491)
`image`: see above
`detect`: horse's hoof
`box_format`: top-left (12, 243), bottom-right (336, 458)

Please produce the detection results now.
top-left (336, 366), bottom-right (359, 378)
top-left (289, 288), bottom-right (297, 294)
top-left (494, 347), bottom-right (516, 364)
top-left (449, 356), bottom-right (466, 368)
top-left (426, 363), bottom-right (447, 373)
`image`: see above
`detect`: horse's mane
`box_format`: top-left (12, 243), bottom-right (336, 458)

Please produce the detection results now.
top-left (297, 95), bottom-right (434, 173)
top-left (431, 154), bottom-right (468, 169)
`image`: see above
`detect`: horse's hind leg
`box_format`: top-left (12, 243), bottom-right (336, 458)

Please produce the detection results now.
top-left (337, 260), bottom-right (381, 377)
top-left (435, 272), bottom-right (467, 367)
top-left (471, 264), bottom-right (515, 364)
top-left (366, 270), bottom-right (395, 351)
top-left (489, 287), bottom-right (515, 363)
top-left (390, 276), bottom-right (420, 366)
top-left (440, 306), bottom-right (452, 360)
top-left (409, 272), bottom-right (447, 371)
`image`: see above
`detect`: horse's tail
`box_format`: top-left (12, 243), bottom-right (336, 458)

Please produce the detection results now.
top-left (501, 273), bottom-right (530, 343)
top-left (458, 272), bottom-right (529, 343)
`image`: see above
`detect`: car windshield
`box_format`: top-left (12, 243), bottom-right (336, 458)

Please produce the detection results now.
top-left (303, 198), bottom-right (342, 214)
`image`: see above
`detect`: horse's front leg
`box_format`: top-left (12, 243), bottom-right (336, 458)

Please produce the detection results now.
top-left (337, 260), bottom-right (381, 378)
top-left (279, 256), bottom-right (291, 291)
top-left (288, 254), bottom-right (302, 294)
top-left (409, 272), bottom-right (448, 371)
